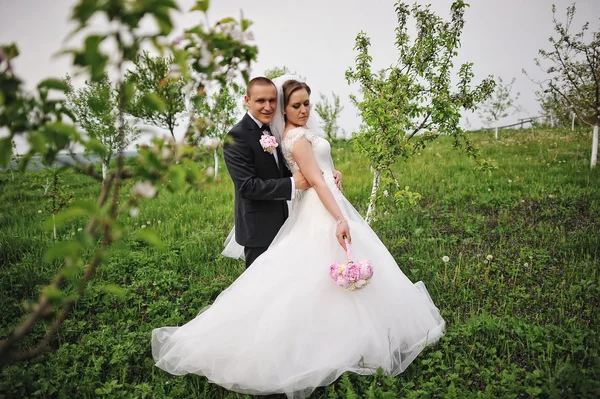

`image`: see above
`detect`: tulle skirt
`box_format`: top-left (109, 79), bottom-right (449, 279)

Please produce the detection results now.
top-left (152, 178), bottom-right (445, 398)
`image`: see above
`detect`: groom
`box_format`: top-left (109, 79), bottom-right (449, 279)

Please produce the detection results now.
top-left (224, 77), bottom-right (310, 268)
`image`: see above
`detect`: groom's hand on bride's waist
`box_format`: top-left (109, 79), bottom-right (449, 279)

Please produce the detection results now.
top-left (292, 170), bottom-right (325, 191)
top-left (293, 170), bottom-right (310, 190)
top-left (333, 169), bottom-right (343, 192)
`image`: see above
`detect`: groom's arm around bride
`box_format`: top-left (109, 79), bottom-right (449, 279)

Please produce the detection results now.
top-left (223, 77), bottom-right (309, 268)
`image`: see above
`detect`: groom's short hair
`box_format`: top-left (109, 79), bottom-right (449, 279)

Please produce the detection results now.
top-left (246, 77), bottom-right (276, 97)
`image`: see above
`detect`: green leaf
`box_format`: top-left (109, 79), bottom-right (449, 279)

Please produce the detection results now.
top-left (28, 131), bottom-right (47, 153)
top-left (76, 228), bottom-right (96, 249)
top-left (97, 284), bottom-right (127, 301)
top-left (77, 35), bottom-right (108, 81)
top-left (185, 26), bottom-right (204, 36)
top-left (45, 122), bottom-right (81, 140)
top-left (122, 44), bottom-right (139, 62)
top-left (0, 138), bottom-right (13, 167)
top-left (182, 158), bottom-right (203, 181)
top-left (42, 285), bottom-right (64, 302)
top-left (241, 18), bottom-right (253, 31)
top-left (134, 230), bottom-right (165, 250)
top-left (190, 0), bottom-right (209, 12)
top-left (44, 241), bottom-right (84, 262)
top-left (46, 207), bottom-right (88, 230)
top-left (141, 92), bottom-right (167, 112)
top-left (241, 69), bottom-right (249, 84)
top-left (59, 260), bottom-right (81, 279)
top-left (71, 0), bottom-right (99, 25)
top-left (168, 164), bottom-right (186, 190)
top-left (123, 79), bottom-right (136, 106)
top-left (38, 78), bottom-right (70, 92)
top-left (71, 199), bottom-right (100, 215)
top-left (84, 138), bottom-right (107, 157)
top-left (153, 11), bottom-right (173, 35)
top-left (17, 153), bottom-right (33, 171)
top-left (153, 0), bottom-right (179, 9)
top-left (84, 34), bottom-right (104, 55)
top-left (219, 17), bottom-right (236, 25)
top-left (1, 43), bottom-right (19, 58)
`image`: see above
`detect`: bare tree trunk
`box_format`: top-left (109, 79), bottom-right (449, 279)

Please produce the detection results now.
top-left (494, 125), bottom-right (498, 140)
top-left (213, 149), bottom-right (219, 181)
top-left (102, 161), bottom-right (108, 181)
top-left (550, 114), bottom-right (554, 128)
top-left (52, 214), bottom-right (57, 241)
top-left (364, 169), bottom-right (380, 225)
top-left (591, 125), bottom-right (598, 168)
top-left (42, 178), bottom-right (51, 195)
top-left (169, 119), bottom-right (176, 141)
top-left (572, 112), bottom-right (575, 132)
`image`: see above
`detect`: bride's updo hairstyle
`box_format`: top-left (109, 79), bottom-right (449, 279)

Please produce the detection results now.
top-left (282, 80), bottom-right (311, 109)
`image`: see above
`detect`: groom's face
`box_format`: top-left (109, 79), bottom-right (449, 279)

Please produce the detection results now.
top-left (245, 83), bottom-right (277, 125)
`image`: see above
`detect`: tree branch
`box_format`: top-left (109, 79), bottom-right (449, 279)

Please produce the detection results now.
top-left (0, 273), bottom-right (65, 361)
top-left (582, 48), bottom-right (600, 122)
top-left (407, 110), bottom-right (432, 140)
top-left (8, 253), bottom-right (102, 362)
top-left (548, 81), bottom-right (594, 127)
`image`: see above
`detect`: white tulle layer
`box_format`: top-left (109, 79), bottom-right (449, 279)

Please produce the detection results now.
top-left (152, 178), bottom-right (445, 398)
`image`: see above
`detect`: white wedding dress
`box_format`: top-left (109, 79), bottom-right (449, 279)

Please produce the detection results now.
top-left (152, 127), bottom-right (445, 398)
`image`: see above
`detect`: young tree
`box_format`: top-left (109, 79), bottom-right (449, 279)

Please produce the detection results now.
top-left (536, 88), bottom-right (587, 130)
top-left (525, 4), bottom-right (600, 168)
top-left (264, 65), bottom-right (296, 80)
top-left (45, 172), bottom-right (74, 240)
top-left (0, 43), bottom-right (70, 170)
top-left (191, 81), bottom-right (242, 180)
top-left (9, 141), bottom-right (19, 180)
top-left (0, 0), bottom-right (257, 364)
top-left (346, 0), bottom-right (495, 223)
top-left (537, 89), bottom-right (566, 128)
top-left (315, 92), bottom-right (345, 141)
top-left (478, 77), bottom-right (521, 139)
top-left (65, 74), bottom-right (140, 180)
top-left (126, 51), bottom-right (187, 139)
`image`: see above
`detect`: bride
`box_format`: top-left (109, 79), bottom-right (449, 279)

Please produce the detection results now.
top-left (152, 75), bottom-right (445, 398)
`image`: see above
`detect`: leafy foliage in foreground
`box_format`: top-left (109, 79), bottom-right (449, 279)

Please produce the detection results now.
top-left (1, 128), bottom-right (599, 397)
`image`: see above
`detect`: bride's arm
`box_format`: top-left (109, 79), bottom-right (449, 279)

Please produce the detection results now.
top-left (292, 137), bottom-right (351, 248)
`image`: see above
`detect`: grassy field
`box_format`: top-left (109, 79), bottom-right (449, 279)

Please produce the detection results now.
top-left (1, 128), bottom-right (599, 398)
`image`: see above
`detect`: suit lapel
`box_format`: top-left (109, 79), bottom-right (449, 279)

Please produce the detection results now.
top-left (243, 113), bottom-right (281, 173)
top-left (275, 145), bottom-right (285, 177)
top-left (243, 113), bottom-right (264, 141)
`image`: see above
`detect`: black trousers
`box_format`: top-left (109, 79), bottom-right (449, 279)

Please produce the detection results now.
top-left (244, 246), bottom-right (269, 268)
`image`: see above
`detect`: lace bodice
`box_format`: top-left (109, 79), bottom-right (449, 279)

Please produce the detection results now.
top-left (281, 127), bottom-right (335, 175)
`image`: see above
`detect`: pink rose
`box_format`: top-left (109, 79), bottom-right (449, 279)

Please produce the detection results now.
top-left (336, 275), bottom-right (350, 288)
top-left (329, 262), bottom-right (341, 281)
top-left (259, 134), bottom-right (278, 154)
top-left (359, 260), bottom-right (373, 280)
top-left (342, 263), bottom-right (361, 282)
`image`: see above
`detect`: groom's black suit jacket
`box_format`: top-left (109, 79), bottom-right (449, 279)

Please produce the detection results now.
top-left (223, 113), bottom-right (292, 248)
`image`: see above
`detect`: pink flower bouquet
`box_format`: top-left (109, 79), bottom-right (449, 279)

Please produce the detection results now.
top-left (329, 239), bottom-right (373, 291)
top-left (259, 134), bottom-right (278, 154)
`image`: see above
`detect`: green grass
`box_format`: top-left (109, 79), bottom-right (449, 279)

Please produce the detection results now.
top-left (1, 128), bottom-right (599, 398)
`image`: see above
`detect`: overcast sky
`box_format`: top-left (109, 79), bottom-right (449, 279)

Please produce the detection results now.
top-left (1, 0), bottom-right (599, 148)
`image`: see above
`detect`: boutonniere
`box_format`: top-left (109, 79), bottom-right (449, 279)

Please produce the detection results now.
top-left (259, 133), bottom-right (278, 154)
